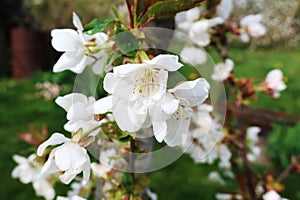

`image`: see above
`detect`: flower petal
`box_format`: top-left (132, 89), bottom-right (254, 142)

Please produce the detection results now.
top-left (51, 29), bottom-right (82, 52)
top-left (72, 12), bottom-right (83, 31)
top-left (55, 93), bottom-right (88, 112)
top-left (169, 78), bottom-right (210, 107)
top-left (113, 100), bottom-right (146, 132)
top-left (152, 121), bottom-right (167, 143)
top-left (37, 133), bottom-right (70, 156)
top-left (82, 157), bottom-right (91, 185)
top-left (94, 96), bottom-right (113, 114)
top-left (103, 73), bottom-right (121, 94)
top-left (144, 55), bottom-right (183, 71)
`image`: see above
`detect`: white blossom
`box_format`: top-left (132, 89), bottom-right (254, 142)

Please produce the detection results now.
top-left (175, 8), bottom-right (224, 46)
top-left (264, 69), bottom-right (287, 98)
top-left (37, 133), bottom-right (91, 185)
top-left (262, 190), bottom-right (289, 200)
top-left (51, 13), bottom-right (108, 74)
top-left (12, 154), bottom-right (55, 200)
top-left (246, 126), bottom-right (261, 162)
top-left (208, 171), bottom-right (225, 185)
top-left (180, 46), bottom-right (207, 66)
top-left (239, 14), bottom-right (267, 43)
top-left (211, 59), bottom-right (234, 81)
top-left (56, 93), bottom-right (106, 135)
top-left (57, 195), bottom-right (87, 200)
top-left (217, 0), bottom-right (234, 20)
top-left (96, 54), bottom-right (183, 133)
top-left (215, 193), bottom-right (243, 200)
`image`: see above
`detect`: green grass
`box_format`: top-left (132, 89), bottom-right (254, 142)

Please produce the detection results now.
top-left (1, 46), bottom-right (300, 199)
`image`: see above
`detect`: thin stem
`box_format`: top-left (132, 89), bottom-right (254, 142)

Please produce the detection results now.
top-left (129, 137), bottom-right (136, 181)
top-left (126, 0), bottom-right (134, 28)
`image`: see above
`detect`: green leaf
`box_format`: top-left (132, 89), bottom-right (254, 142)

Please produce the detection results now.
top-left (138, 0), bottom-right (205, 25)
top-left (121, 172), bottom-right (133, 193)
top-left (83, 18), bottom-right (115, 35)
top-left (114, 28), bottom-right (139, 57)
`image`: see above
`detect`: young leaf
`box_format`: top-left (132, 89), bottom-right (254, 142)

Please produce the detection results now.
top-left (83, 18), bottom-right (116, 35)
top-left (138, 0), bottom-right (205, 25)
top-left (114, 28), bottom-right (139, 57)
top-left (121, 172), bottom-right (133, 193)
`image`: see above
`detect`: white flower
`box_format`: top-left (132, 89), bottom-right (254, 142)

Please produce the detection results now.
top-left (180, 46), bottom-right (207, 66)
top-left (189, 17), bottom-right (224, 46)
top-left (57, 195), bottom-right (87, 200)
top-left (246, 126), bottom-right (261, 162)
top-left (208, 171), bottom-right (225, 185)
top-left (37, 133), bottom-right (91, 185)
top-left (33, 179), bottom-right (56, 200)
top-left (12, 154), bottom-right (55, 200)
top-left (264, 69), bottom-right (287, 98)
top-left (175, 8), bottom-right (224, 46)
top-left (216, 0), bottom-right (233, 20)
top-left (12, 154), bottom-right (39, 184)
top-left (211, 59), bottom-right (234, 81)
top-left (262, 190), bottom-right (289, 200)
top-left (160, 78), bottom-right (210, 146)
top-left (239, 14), bottom-right (266, 42)
top-left (51, 12), bottom-right (108, 74)
top-left (97, 54), bottom-right (183, 133)
top-left (56, 93), bottom-right (105, 135)
top-left (175, 7), bottom-right (201, 31)
top-left (67, 182), bottom-right (83, 197)
top-left (216, 193), bottom-right (243, 200)
top-left (182, 105), bottom-right (232, 169)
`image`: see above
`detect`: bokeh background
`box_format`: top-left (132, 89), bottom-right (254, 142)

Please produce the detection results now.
top-left (1, 0), bottom-right (300, 199)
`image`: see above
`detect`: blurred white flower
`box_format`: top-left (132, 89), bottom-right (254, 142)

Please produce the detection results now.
top-left (262, 190), bottom-right (289, 200)
top-left (12, 154), bottom-right (55, 200)
top-left (146, 188), bottom-right (158, 200)
top-left (239, 14), bottom-right (267, 42)
top-left (264, 69), bottom-right (287, 98)
top-left (217, 0), bottom-right (234, 20)
top-left (33, 179), bottom-right (56, 200)
top-left (208, 171), bottom-right (225, 185)
top-left (37, 133), bottom-right (91, 185)
top-left (180, 46), bottom-right (207, 66)
top-left (182, 105), bottom-right (232, 170)
top-left (211, 59), bottom-right (234, 81)
top-left (51, 12), bottom-right (108, 74)
top-left (12, 154), bottom-right (39, 184)
top-left (57, 195), bottom-right (87, 200)
top-left (99, 54), bottom-right (183, 133)
top-left (175, 8), bottom-right (224, 46)
top-left (246, 126), bottom-right (261, 162)
top-left (216, 193), bottom-right (243, 200)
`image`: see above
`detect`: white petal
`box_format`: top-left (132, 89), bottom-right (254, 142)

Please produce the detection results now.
top-left (113, 63), bottom-right (146, 76)
top-left (51, 29), bottom-right (82, 52)
top-left (262, 190), bottom-right (281, 200)
top-left (113, 100), bottom-right (146, 132)
top-left (82, 157), bottom-right (91, 185)
top-left (59, 170), bottom-right (78, 184)
top-left (53, 52), bottom-right (84, 73)
top-left (169, 78), bottom-right (210, 107)
top-left (55, 93), bottom-right (88, 112)
top-left (216, 0), bottom-right (233, 20)
top-left (37, 133), bottom-right (70, 156)
top-left (144, 55), bottom-right (183, 71)
top-left (152, 121), bottom-right (167, 142)
top-left (94, 96), bottom-right (113, 114)
top-left (12, 154), bottom-right (27, 164)
top-left (103, 73), bottom-right (121, 94)
top-left (54, 145), bottom-right (72, 171)
top-left (72, 12), bottom-right (83, 31)
top-left (180, 46), bottom-right (207, 66)
top-left (40, 151), bottom-right (60, 176)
